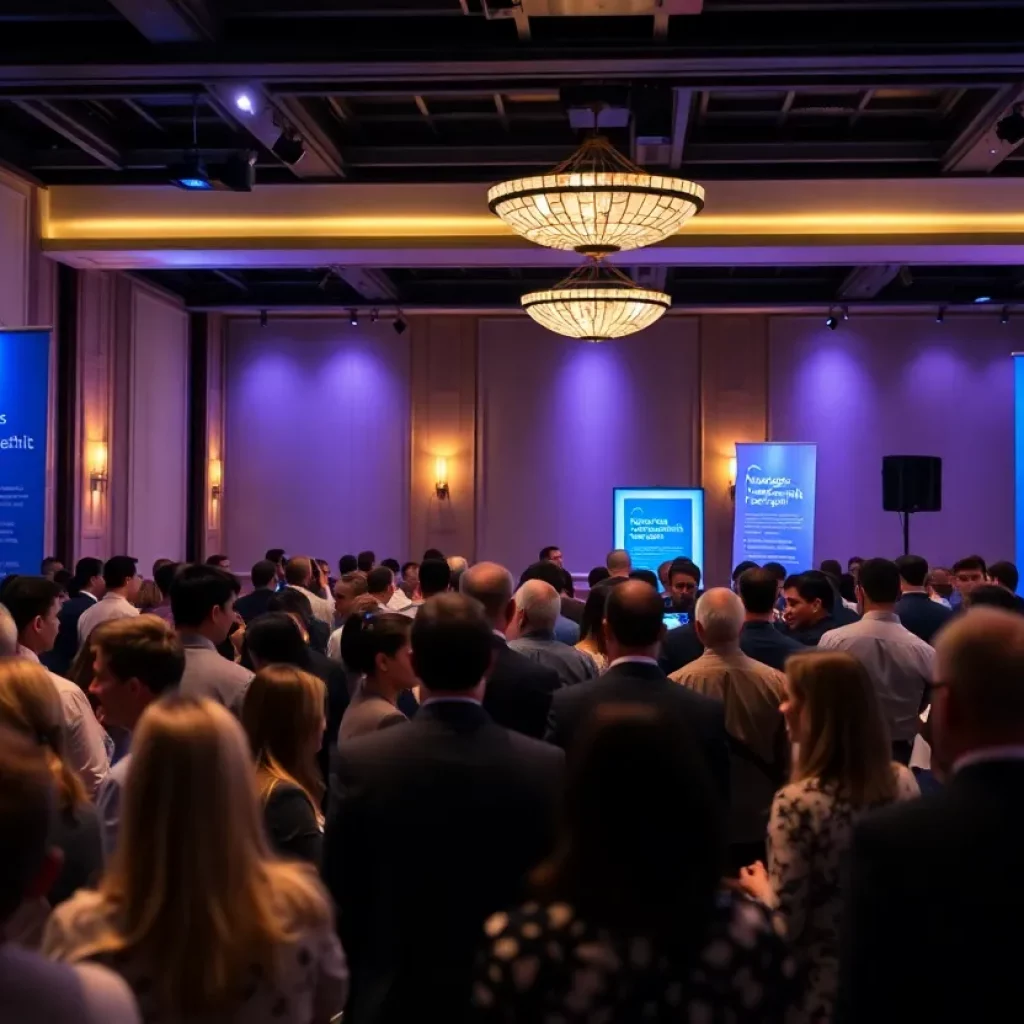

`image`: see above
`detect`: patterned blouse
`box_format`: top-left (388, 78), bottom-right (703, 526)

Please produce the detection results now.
top-left (766, 766), bottom-right (919, 1023)
top-left (473, 892), bottom-right (797, 1022)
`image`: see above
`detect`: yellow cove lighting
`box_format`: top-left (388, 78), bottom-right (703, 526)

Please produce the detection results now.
top-left (43, 211), bottom-right (1024, 241)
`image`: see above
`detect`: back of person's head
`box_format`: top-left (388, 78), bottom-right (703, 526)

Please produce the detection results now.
top-left (540, 546), bottom-right (561, 562)
top-left (334, 571), bottom-right (368, 599)
top-left (366, 566), bottom-right (394, 597)
top-left (154, 560), bottom-right (181, 599)
top-left (737, 567), bottom-right (779, 615)
top-left (170, 564), bottom-right (240, 629)
top-left (0, 658), bottom-right (86, 813)
top-left (104, 694), bottom-right (329, 1015)
top-left (605, 579), bottom-right (664, 650)
top-left (562, 569), bottom-right (575, 599)
top-left (952, 554), bottom-right (987, 576)
top-left (72, 556), bottom-right (104, 596)
top-left (732, 560), bottom-right (759, 583)
top-left (514, 579), bottom-right (561, 632)
top-left (41, 556), bottom-right (62, 577)
top-left (338, 554), bottom-right (358, 575)
top-left (245, 612), bottom-right (310, 669)
top-left (628, 568), bottom-right (660, 589)
top-left (786, 651), bottom-right (896, 806)
top-left (858, 558), bottom-right (901, 605)
top-left (606, 549), bottom-right (631, 574)
top-left (267, 586), bottom-right (313, 625)
top-left (763, 561), bottom-right (787, 583)
top-left (423, 548), bottom-right (444, 562)
top-left (838, 573), bottom-right (858, 604)
top-left (518, 559), bottom-right (567, 594)
top-left (242, 665), bottom-right (326, 813)
top-left (588, 566), bottom-right (610, 588)
top-left (534, 704), bottom-right (723, 944)
top-left (249, 559), bottom-right (278, 590)
top-left (356, 550), bottom-right (376, 573)
top-left (578, 577), bottom-right (626, 647)
top-left (205, 554), bottom-right (230, 569)
top-left (894, 554), bottom-right (929, 588)
top-left (788, 571), bottom-right (835, 614)
top-left (104, 555), bottom-right (138, 591)
top-left (340, 610), bottom-right (412, 676)
top-left (2, 576), bottom-right (61, 636)
top-left (265, 548), bottom-right (286, 566)
top-left (848, 556), bottom-right (865, 571)
top-left (694, 588), bottom-right (745, 646)
top-left (447, 556), bottom-right (469, 591)
top-left (381, 558), bottom-right (400, 575)
top-left (966, 584), bottom-right (1022, 613)
top-left (91, 615), bottom-right (186, 695)
top-left (819, 559), bottom-right (843, 580)
top-left (0, 604), bottom-right (17, 656)
top-left (283, 556), bottom-right (311, 587)
top-left (988, 560), bottom-right (1019, 592)
top-left (418, 557), bottom-right (451, 598)
top-left (0, 724), bottom-right (55, 924)
top-left (411, 593), bottom-right (492, 692)
top-left (460, 561), bottom-right (513, 625)
top-left (136, 579), bottom-right (163, 611)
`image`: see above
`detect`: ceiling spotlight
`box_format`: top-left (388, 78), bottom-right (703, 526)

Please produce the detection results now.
top-left (825, 309), bottom-right (839, 331)
top-left (272, 129), bottom-right (306, 166)
top-left (996, 107), bottom-right (1024, 145)
top-left (235, 92), bottom-right (255, 114)
top-left (975, 295), bottom-right (992, 304)
top-left (936, 306), bottom-right (946, 324)
top-left (349, 310), bottom-right (359, 327)
top-left (393, 316), bottom-right (408, 336)
top-left (259, 309), bottom-right (268, 328)
top-left (1002, 306), bottom-right (1011, 324)
top-left (842, 305), bottom-right (850, 321)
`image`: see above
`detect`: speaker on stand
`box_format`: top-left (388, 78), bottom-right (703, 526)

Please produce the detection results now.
top-left (882, 455), bottom-right (942, 555)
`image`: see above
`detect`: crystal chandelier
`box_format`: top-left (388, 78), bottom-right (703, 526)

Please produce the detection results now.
top-left (521, 259), bottom-right (671, 342)
top-left (487, 135), bottom-right (705, 255)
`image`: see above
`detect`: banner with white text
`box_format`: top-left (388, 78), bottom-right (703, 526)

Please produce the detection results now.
top-left (732, 443), bottom-right (817, 572)
top-left (613, 488), bottom-right (705, 576)
top-left (0, 328), bottom-right (50, 577)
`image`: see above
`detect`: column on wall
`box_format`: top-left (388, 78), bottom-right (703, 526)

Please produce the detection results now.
top-left (700, 315), bottom-right (769, 586)
top-left (409, 316), bottom-right (478, 562)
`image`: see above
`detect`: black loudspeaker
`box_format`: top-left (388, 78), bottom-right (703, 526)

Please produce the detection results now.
top-left (882, 456), bottom-right (942, 513)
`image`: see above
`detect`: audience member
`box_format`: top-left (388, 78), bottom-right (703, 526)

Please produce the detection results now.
top-left (147, 561), bottom-right (179, 624)
top-left (170, 564), bottom-right (251, 713)
top-left (461, 561), bottom-right (561, 739)
top-left (44, 695), bottom-right (347, 1022)
top-left (965, 582), bottom-right (1023, 612)
top-left (233, 559), bottom-right (279, 623)
top-left (671, 588), bottom-right (788, 870)
top-left (950, 554), bottom-right (987, 607)
top-left (736, 567), bottom-right (805, 670)
top-left (666, 557), bottom-right (702, 612)
top-left (732, 559), bottom-right (760, 587)
top-left (338, 553), bottom-right (358, 575)
top-left (323, 594), bottom-right (563, 1024)
top-left (819, 558), bottom-right (934, 764)
top-left (418, 557), bottom-right (452, 600)
top-left (588, 565), bottom-right (610, 589)
top-left (629, 567), bottom-right (660, 589)
top-left (737, 651), bottom-right (917, 1023)
top-left (894, 554), bottom-right (952, 644)
top-left (820, 558), bottom-right (843, 580)
top-left (45, 557), bottom-right (104, 676)
top-left (446, 555), bottom-right (469, 592)
top-left (0, 726), bottom-right (140, 1022)
top-left (77, 556), bottom-right (141, 645)
top-left (268, 585), bottom-right (330, 654)
top-left (839, 608), bottom-right (1024, 1023)
top-left (398, 561), bottom-right (420, 600)
top-left (540, 545), bottom-right (563, 568)
top-left (927, 565), bottom-right (954, 605)
top-left (4, 576), bottom-right (110, 796)
top-left (547, 580), bottom-right (730, 802)
top-left (327, 571), bottom-right (370, 660)
top-left (242, 665), bottom-right (326, 865)
top-left (356, 550), bottom-right (376, 573)
top-left (265, 548), bottom-right (287, 586)
top-left (88, 616), bottom-right (185, 858)
top-left (606, 548), bottom-right (631, 578)
top-left (574, 577), bottom-right (625, 672)
top-left (847, 556), bottom-right (864, 580)
top-left (41, 557), bottom-right (64, 580)
top-left (508, 579), bottom-right (597, 686)
top-left (986, 559), bottom-right (1024, 610)
top-left (284, 556), bottom-right (334, 625)
top-left (475, 706), bottom-right (795, 1023)
top-left (519, 559), bottom-right (582, 644)
top-left (205, 554), bottom-right (230, 570)
top-left (365, 566), bottom-right (396, 609)
top-left (780, 572), bottom-right (840, 645)
top-left (422, 547), bottom-right (444, 561)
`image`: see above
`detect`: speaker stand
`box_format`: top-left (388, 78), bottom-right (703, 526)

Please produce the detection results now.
top-left (901, 510), bottom-right (912, 556)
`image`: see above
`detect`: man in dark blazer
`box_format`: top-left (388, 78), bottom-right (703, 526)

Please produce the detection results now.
top-left (736, 567), bottom-right (805, 671)
top-left (42, 557), bottom-right (104, 676)
top-left (837, 608), bottom-right (1024, 1023)
top-left (233, 559), bottom-right (280, 624)
top-left (548, 580), bottom-right (730, 804)
top-left (461, 561), bottom-right (562, 739)
top-left (894, 554), bottom-right (953, 645)
top-left (323, 593), bottom-right (563, 1024)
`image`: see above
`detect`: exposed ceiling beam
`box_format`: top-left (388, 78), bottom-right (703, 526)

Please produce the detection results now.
top-left (942, 83), bottom-right (1024, 173)
top-left (13, 99), bottom-right (122, 169)
top-left (267, 95), bottom-right (347, 178)
top-left (632, 266), bottom-right (669, 291)
top-left (105, 0), bottom-right (217, 42)
top-left (333, 268), bottom-right (398, 302)
top-left (669, 87), bottom-right (693, 169)
top-left (837, 264), bottom-right (901, 300)
top-left (212, 269), bottom-right (248, 293)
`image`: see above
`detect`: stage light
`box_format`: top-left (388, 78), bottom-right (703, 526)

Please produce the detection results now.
top-left (349, 310), bottom-right (359, 327)
top-left (825, 309), bottom-right (839, 330)
top-left (169, 152), bottom-right (212, 190)
top-left (272, 130), bottom-right (306, 166)
top-left (259, 309), bottom-right (268, 328)
top-left (393, 316), bottom-right (408, 336)
top-left (235, 92), bottom-right (254, 114)
top-left (1002, 307), bottom-right (1011, 324)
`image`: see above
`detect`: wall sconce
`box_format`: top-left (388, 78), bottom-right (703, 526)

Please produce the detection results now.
top-left (434, 456), bottom-right (450, 501)
top-left (88, 441), bottom-right (108, 495)
top-left (210, 459), bottom-right (223, 502)
top-left (728, 455), bottom-right (737, 501)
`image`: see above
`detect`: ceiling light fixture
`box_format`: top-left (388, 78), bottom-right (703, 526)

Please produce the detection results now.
top-left (1002, 306), bottom-right (1011, 324)
top-left (393, 316), bottom-right (408, 336)
top-left (825, 309), bottom-right (839, 331)
top-left (936, 306), bottom-right (946, 324)
top-left (235, 92), bottom-right (255, 114)
top-left (349, 310), bottom-right (359, 327)
top-left (272, 129), bottom-right (306, 166)
top-left (520, 258), bottom-right (671, 342)
top-left (487, 135), bottom-right (704, 255)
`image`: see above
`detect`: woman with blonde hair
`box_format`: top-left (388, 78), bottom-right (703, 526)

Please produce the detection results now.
top-left (0, 658), bottom-right (102, 909)
top-left (738, 651), bottom-right (919, 1022)
top-left (242, 665), bottom-right (326, 865)
top-left (43, 695), bottom-right (347, 1023)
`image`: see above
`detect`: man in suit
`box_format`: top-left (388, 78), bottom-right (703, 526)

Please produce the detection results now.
top-left (233, 558), bottom-right (279, 623)
top-left (323, 593), bottom-right (563, 1024)
top-left (43, 557), bottom-right (104, 676)
top-left (894, 554), bottom-right (953, 644)
top-left (547, 580), bottom-right (730, 803)
top-left (838, 608), bottom-right (1024, 1023)
top-left (778, 571), bottom-right (846, 645)
top-left (460, 560), bottom-right (562, 739)
top-left (737, 567), bottom-right (805, 671)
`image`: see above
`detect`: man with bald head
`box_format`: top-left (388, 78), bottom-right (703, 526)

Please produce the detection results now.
top-left (284, 554), bottom-right (334, 626)
top-left (508, 579), bottom-right (597, 687)
top-left (460, 562), bottom-right (561, 739)
top-left (546, 580), bottom-right (730, 801)
top-left (840, 608), bottom-right (1024, 1023)
top-left (606, 548), bottom-right (632, 578)
top-left (671, 588), bottom-right (788, 869)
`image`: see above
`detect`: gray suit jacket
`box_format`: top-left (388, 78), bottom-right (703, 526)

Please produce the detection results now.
top-left (178, 633), bottom-right (253, 715)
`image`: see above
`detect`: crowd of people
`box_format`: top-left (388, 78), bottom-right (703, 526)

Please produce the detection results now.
top-left (1, 542), bottom-right (1022, 1023)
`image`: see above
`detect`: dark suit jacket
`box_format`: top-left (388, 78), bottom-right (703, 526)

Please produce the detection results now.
top-left (546, 660), bottom-right (730, 804)
top-left (560, 595), bottom-right (585, 625)
top-left (43, 592), bottom-right (97, 676)
top-left (484, 634), bottom-right (562, 739)
top-left (739, 621), bottom-right (805, 672)
top-left (658, 623), bottom-right (704, 675)
top-left (233, 586), bottom-right (276, 624)
top-left (323, 701), bottom-right (563, 1024)
top-left (307, 648), bottom-right (350, 803)
top-left (894, 591), bottom-right (952, 645)
top-left (838, 759), bottom-right (1024, 1024)
top-left (777, 614), bottom-right (843, 646)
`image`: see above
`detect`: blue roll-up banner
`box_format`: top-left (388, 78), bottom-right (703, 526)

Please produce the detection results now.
top-left (732, 442), bottom-right (817, 572)
top-left (613, 488), bottom-right (705, 576)
top-left (0, 328), bottom-right (50, 578)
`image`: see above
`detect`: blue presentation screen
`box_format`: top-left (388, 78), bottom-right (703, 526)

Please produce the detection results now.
top-left (732, 442), bottom-right (817, 572)
top-left (613, 488), bottom-right (705, 576)
top-left (0, 328), bottom-right (50, 577)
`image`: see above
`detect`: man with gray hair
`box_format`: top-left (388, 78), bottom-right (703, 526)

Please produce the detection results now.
top-left (671, 587), bottom-right (788, 870)
top-left (508, 579), bottom-right (597, 687)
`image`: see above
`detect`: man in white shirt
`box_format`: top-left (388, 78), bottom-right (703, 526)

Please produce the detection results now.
top-left (327, 572), bottom-right (369, 661)
top-left (283, 555), bottom-right (335, 626)
top-left (77, 555), bottom-right (141, 647)
top-left (819, 557), bottom-right (934, 763)
top-left (3, 575), bottom-right (111, 796)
